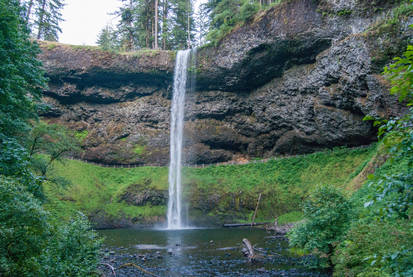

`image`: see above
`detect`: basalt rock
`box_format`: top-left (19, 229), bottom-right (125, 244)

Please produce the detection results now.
top-left (119, 180), bottom-right (168, 206)
top-left (38, 0), bottom-right (412, 165)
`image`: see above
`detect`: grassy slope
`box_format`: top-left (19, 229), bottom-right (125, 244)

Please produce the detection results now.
top-left (44, 145), bottom-right (377, 225)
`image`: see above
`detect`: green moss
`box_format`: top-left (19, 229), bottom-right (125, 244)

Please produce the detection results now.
top-left (337, 9), bottom-right (352, 17)
top-left (74, 130), bottom-right (88, 142)
top-left (133, 145), bottom-right (146, 155)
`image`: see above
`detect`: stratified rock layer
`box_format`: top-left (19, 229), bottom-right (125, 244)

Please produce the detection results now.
top-left (39, 0), bottom-right (412, 165)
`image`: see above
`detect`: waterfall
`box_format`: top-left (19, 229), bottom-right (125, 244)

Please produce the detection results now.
top-left (167, 49), bottom-right (194, 230)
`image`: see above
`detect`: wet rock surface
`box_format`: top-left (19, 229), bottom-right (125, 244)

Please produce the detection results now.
top-left (38, 0), bottom-right (411, 165)
top-left (119, 180), bottom-right (168, 206)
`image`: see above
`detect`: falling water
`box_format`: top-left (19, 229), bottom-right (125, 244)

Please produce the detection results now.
top-left (167, 49), bottom-right (193, 229)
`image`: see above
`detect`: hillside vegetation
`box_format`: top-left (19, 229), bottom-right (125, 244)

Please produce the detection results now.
top-left (44, 145), bottom-right (376, 226)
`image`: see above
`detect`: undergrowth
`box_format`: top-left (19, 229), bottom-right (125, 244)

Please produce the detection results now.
top-left (45, 145), bottom-right (376, 225)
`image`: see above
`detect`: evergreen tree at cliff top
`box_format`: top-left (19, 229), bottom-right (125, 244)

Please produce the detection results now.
top-left (99, 0), bottom-right (195, 51)
top-left (22, 0), bottom-right (65, 41)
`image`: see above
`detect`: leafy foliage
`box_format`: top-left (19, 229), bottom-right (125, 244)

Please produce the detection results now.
top-left (28, 121), bottom-right (81, 176)
top-left (0, 177), bottom-right (102, 277)
top-left (0, 177), bottom-right (49, 275)
top-left (288, 185), bottom-right (352, 268)
top-left (40, 215), bottom-right (102, 276)
top-left (333, 220), bottom-right (413, 277)
top-left (0, 0), bottom-right (46, 175)
top-left (383, 43), bottom-right (413, 103)
top-left (0, 1), bottom-right (101, 275)
top-left (203, 0), bottom-right (284, 45)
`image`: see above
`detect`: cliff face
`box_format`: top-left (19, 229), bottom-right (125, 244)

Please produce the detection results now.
top-left (38, 0), bottom-right (412, 165)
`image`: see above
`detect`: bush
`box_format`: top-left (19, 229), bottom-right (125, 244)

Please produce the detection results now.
top-left (333, 220), bottom-right (413, 277)
top-left (0, 177), bottom-right (101, 277)
top-left (0, 177), bottom-right (50, 275)
top-left (288, 185), bottom-right (352, 268)
top-left (40, 216), bottom-right (102, 276)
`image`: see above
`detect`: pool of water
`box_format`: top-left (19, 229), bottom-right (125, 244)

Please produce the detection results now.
top-left (99, 227), bottom-right (329, 276)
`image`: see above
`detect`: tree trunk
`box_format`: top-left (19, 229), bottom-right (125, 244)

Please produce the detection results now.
top-left (26, 0), bottom-right (34, 22)
top-left (186, 0), bottom-right (191, 49)
top-left (37, 0), bottom-right (46, 39)
top-left (162, 0), bottom-right (167, 49)
top-left (154, 0), bottom-right (159, 49)
top-left (127, 0), bottom-right (133, 51)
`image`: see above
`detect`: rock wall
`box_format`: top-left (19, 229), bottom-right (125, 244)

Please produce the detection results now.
top-left (38, 0), bottom-right (412, 165)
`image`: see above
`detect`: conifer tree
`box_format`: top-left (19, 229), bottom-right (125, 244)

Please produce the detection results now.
top-left (102, 0), bottom-right (195, 50)
top-left (22, 0), bottom-right (65, 41)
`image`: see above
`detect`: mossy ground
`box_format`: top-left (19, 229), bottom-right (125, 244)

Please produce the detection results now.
top-left (44, 145), bottom-right (377, 226)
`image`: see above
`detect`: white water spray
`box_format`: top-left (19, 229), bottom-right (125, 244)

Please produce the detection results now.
top-left (167, 49), bottom-right (192, 229)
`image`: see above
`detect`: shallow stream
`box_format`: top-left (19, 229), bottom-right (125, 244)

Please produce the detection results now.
top-left (99, 227), bottom-right (329, 276)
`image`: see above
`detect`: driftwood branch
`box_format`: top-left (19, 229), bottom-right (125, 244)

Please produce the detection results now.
top-left (100, 263), bottom-right (116, 277)
top-left (118, 263), bottom-right (159, 277)
top-left (251, 193), bottom-right (262, 227)
top-left (242, 238), bottom-right (256, 262)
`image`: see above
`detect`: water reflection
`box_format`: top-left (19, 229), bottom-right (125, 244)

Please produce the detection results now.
top-left (99, 228), bottom-right (329, 276)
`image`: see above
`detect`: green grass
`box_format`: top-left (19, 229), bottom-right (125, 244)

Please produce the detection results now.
top-left (45, 145), bottom-right (377, 225)
top-left (278, 211), bottom-right (304, 224)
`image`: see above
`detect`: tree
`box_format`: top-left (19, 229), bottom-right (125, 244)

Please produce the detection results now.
top-left (109, 0), bottom-right (195, 50)
top-left (117, 0), bottom-right (136, 51)
top-left (0, 2), bottom-right (102, 275)
top-left (154, 0), bottom-right (159, 48)
top-left (97, 24), bottom-right (120, 51)
top-left (170, 0), bottom-right (195, 49)
top-left (0, 177), bottom-right (102, 276)
top-left (23, 0), bottom-right (65, 41)
top-left (28, 121), bottom-right (80, 177)
top-left (288, 185), bottom-right (352, 268)
top-left (0, 0), bottom-right (46, 177)
top-left (195, 2), bottom-right (210, 46)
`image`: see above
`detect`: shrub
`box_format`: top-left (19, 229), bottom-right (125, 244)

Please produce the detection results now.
top-left (40, 215), bottom-right (102, 276)
top-left (288, 185), bottom-right (352, 268)
top-left (0, 177), bottom-right (49, 275)
top-left (333, 220), bottom-right (413, 277)
top-left (0, 177), bottom-right (101, 276)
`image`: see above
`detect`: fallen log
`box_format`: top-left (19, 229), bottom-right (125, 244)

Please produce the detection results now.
top-left (100, 263), bottom-right (116, 277)
top-left (223, 222), bottom-right (270, 227)
top-left (242, 238), bottom-right (256, 262)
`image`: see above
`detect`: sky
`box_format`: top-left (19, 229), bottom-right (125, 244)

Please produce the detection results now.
top-left (59, 0), bottom-right (121, 46)
top-left (59, 0), bottom-right (206, 46)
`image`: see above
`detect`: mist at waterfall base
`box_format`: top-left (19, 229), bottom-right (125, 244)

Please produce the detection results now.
top-left (167, 49), bottom-right (196, 230)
